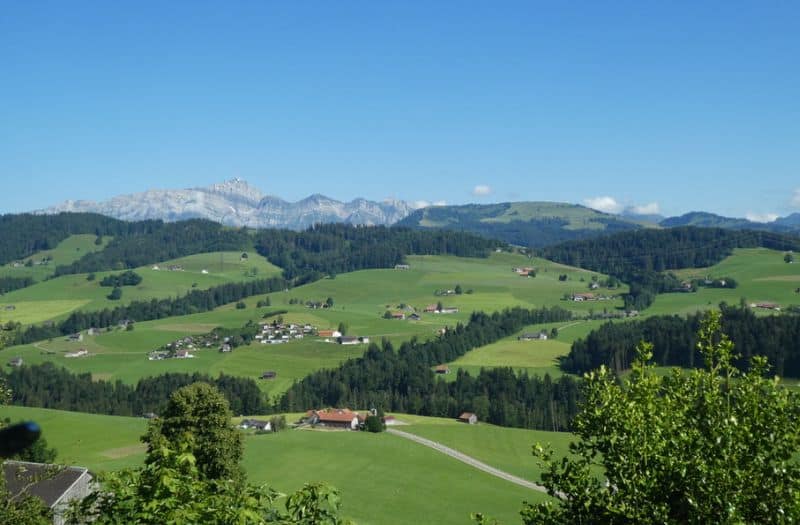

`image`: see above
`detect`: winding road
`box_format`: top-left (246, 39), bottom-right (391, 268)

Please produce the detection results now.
top-left (387, 428), bottom-right (550, 494)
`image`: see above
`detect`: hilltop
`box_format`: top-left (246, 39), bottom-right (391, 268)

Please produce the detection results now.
top-left (396, 201), bottom-right (649, 247)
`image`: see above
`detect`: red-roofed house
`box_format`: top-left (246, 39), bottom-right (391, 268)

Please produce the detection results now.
top-left (307, 408), bottom-right (360, 430)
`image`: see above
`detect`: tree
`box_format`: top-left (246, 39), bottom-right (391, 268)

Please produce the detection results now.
top-left (143, 383), bottom-right (244, 483)
top-left (455, 284), bottom-right (463, 295)
top-left (786, 252), bottom-right (795, 263)
top-left (107, 286), bottom-right (122, 301)
top-left (325, 297), bottom-right (334, 308)
top-left (69, 438), bottom-right (348, 525)
top-left (549, 327), bottom-right (558, 339)
top-left (236, 301), bottom-right (246, 309)
top-left (363, 415), bottom-right (384, 433)
top-left (522, 311), bottom-right (800, 524)
top-left (337, 322), bottom-right (348, 336)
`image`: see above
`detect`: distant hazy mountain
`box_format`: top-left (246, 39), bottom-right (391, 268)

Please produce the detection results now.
top-left (37, 179), bottom-right (417, 230)
top-left (395, 202), bottom-right (647, 247)
top-left (660, 211), bottom-right (800, 235)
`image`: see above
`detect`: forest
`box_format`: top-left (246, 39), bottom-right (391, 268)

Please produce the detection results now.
top-left (253, 222), bottom-right (503, 282)
top-left (562, 303), bottom-right (800, 377)
top-left (538, 227), bottom-right (800, 310)
top-left (277, 306), bottom-right (581, 431)
top-left (2, 363), bottom-right (266, 416)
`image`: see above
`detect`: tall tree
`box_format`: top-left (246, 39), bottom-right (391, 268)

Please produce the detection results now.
top-left (143, 383), bottom-right (243, 483)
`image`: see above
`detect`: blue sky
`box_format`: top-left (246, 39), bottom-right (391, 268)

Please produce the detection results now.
top-left (2, 1), bottom-right (799, 219)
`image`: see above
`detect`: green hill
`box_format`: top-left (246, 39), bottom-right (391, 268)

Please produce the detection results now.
top-left (396, 201), bottom-right (649, 247)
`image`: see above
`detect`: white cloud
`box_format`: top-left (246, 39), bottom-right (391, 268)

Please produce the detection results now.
top-left (411, 200), bottom-right (430, 209)
top-left (583, 196), bottom-right (623, 214)
top-left (745, 212), bottom-right (779, 223)
top-left (432, 200), bottom-right (447, 206)
top-left (630, 202), bottom-right (661, 215)
top-left (792, 189), bottom-right (800, 208)
top-left (472, 185), bottom-right (492, 197)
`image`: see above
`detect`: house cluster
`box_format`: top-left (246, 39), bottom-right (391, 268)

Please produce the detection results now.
top-left (151, 264), bottom-right (184, 271)
top-left (518, 331), bottom-right (548, 341)
top-left (149, 333), bottom-right (227, 360)
top-left (513, 267), bottom-right (535, 277)
top-left (255, 321), bottom-right (314, 345)
top-left (65, 349), bottom-right (89, 358)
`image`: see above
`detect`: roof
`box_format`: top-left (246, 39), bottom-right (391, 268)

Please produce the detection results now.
top-left (435, 364), bottom-right (449, 372)
top-left (458, 412), bottom-right (476, 420)
top-left (3, 461), bottom-right (90, 508)
top-left (314, 409), bottom-right (359, 423)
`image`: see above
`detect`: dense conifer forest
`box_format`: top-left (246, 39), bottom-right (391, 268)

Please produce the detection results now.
top-left (538, 227), bottom-right (800, 310)
top-left (2, 363), bottom-right (266, 416)
top-left (563, 304), bottom-right (800, 377)
top-left (277, 306), bottom-right (582, 431)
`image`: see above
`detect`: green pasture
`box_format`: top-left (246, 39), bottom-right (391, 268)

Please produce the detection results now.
top-left (0, 406), bottom-right (551, 525)
top-left (0, 234), bottom-right (112, 282)
top-left (647, 248), bottom-right (800, 316)
top-left (0, 251), bottom-right (282, 325)
top-left (446, 319), bottom-right (609, 378)
top-left (398, 414), bottom-right (573, 483)
top-left (0, 405), bottom-right (147, 472)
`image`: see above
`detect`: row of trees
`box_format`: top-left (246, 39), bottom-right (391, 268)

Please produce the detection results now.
top-left (3, 363), bottom-right (267, 416)
top-left (538, 227), bottom-right (800, 310)
top-left (278, 306), bottom-right (582, 431)
top-left (98, 270), bottom-right (142, 287)
top-left (0, 276), bottom-right (34, 294)
top-left (562, 302), bottom-right (800, 377)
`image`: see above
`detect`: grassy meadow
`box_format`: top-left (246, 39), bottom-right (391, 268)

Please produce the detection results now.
top-left (0, 406), bottom-right (556, 525)
top-left (0, 234), bottom-right (112, 282)
top-left (0, 251), bottom-right (282, 325)
top-left (648, 248), bottom-right (800, 316)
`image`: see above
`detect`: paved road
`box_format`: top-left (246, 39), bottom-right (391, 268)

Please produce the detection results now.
top-left (387, 428), bottom-right (550, 494)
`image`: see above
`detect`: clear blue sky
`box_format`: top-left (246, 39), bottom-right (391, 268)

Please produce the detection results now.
top-left (2, 1), bottom-right (798, 219)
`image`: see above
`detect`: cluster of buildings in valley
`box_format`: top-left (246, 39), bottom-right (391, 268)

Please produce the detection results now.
top-left (148, 333), bottom-right (230, 360)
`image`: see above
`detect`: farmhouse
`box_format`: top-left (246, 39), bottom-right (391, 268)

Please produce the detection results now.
top-left (435, 364), bottom-right (450, 374)
top-left (458, 412), bottom-right (478, 425)
top-left (65, 349), bottom-right (89, 358)
top-left (86, 327), bottom-right (99, 336)
top-left (174, 349), bottom-right (194, 359)
top-left (67, 333), bottom-right (83, 342)
top-left (409, 313), bottom-right (421, 321)
top-left (390, 312), bottom-right (406, 320)
top-left (752, 302), bottom-right (781, 311)
top-left (571, 293), bottom-right (596, 302)
top-left (7, 357), bottom-right (23, 368)
top-left (518, 331), bottom-right (548, 341)
top-left (394, 264), bottom-right (410, 270)
top-left (337, 336), bottom-right (369, 345)
top-left (435, 307), bottom-right (459, 314)
top-left (306, 408), bottom-right (361, 430)
top-left (239, 419), bottom-right (271, 432)
top-left (3, 460), bottom-right (93, 525)
top-left (424, 304), bottom-right (438, 313)
top-left (219, 344), bottom-right (232, 353)
top-left (260, 371), bottom-right (277, 380)
top-left (317, 329), bottom-right (342, 339)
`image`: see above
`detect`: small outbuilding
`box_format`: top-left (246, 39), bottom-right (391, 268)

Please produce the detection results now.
top-left (458, 412), bottom-right (478, 425)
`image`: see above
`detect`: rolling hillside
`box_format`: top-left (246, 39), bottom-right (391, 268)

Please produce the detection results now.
top-left (396, 201), bottom-right (648, 247)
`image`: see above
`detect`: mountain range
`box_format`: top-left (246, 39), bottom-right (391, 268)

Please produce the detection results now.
top-left (37, 179), bottom-right (417, 230)
top-left (33, 179), bottom-right (800, 245)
